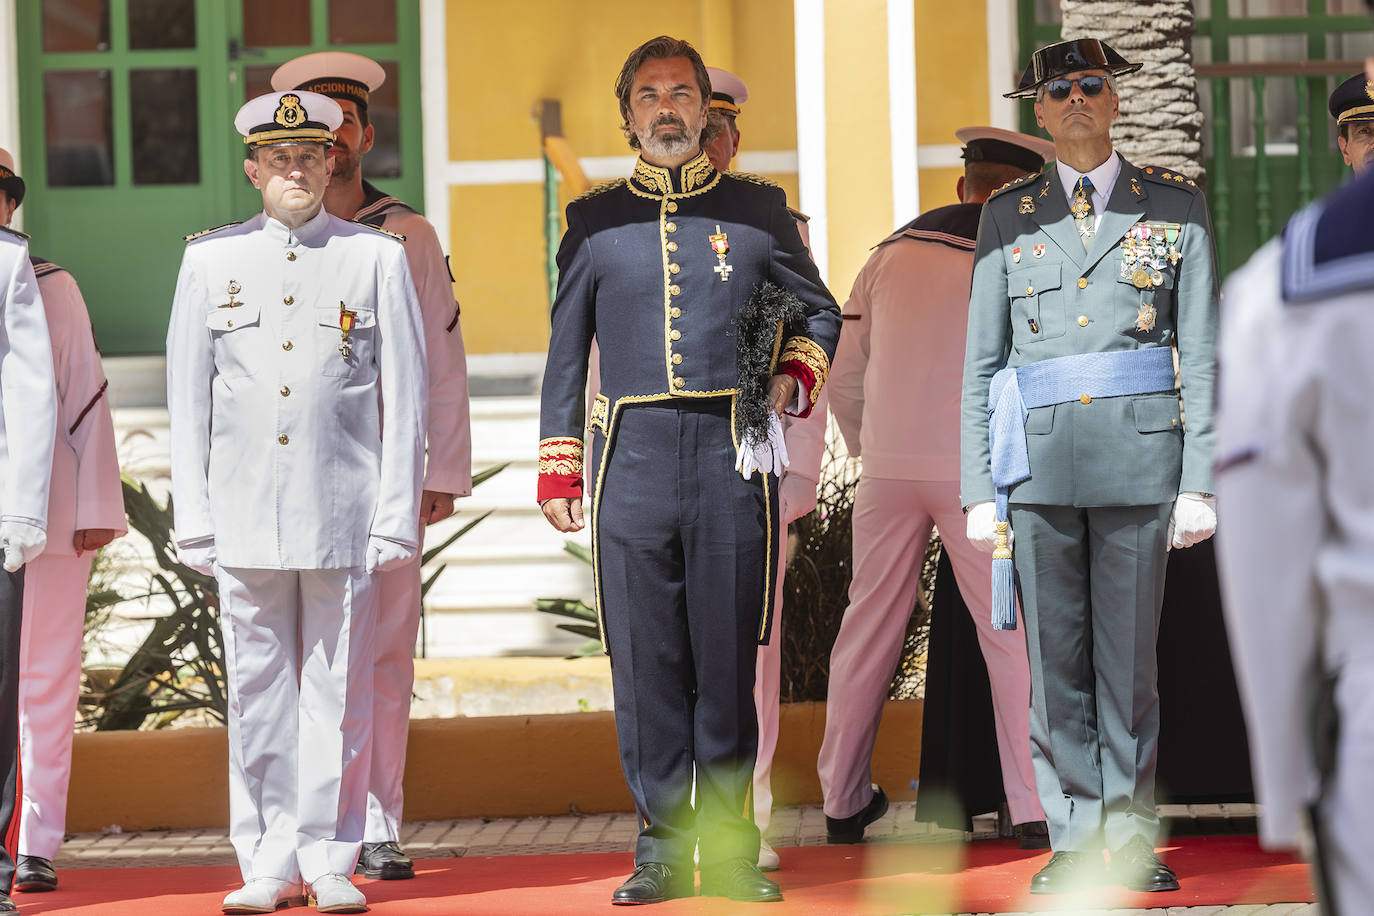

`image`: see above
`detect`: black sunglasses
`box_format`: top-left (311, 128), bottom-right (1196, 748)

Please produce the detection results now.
top-left (1044, 75), bottom-right (1107, 100)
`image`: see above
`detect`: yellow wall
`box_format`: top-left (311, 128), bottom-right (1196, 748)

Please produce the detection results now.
top-left (445, 0), bottom-right (796, 355)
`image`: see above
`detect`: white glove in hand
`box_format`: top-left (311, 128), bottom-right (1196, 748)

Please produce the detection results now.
top-left (1, 521), bottom-right (46, 572)
top-left (366, 536), bottom-right (416, 574)
top-left (1168, 492), bottom-right (1217, 550)
top-left (176, 537), bottom-right (217, 575)
top-left (966, 501), bottom-right (1012, 554)
top-left (735, 411), bottom-right (790, 480)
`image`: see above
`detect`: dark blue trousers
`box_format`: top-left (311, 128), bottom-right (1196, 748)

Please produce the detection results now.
top-left (593, 399), bottom-right (776, 869)
top-left (1, 568), bottom-right (23, 893)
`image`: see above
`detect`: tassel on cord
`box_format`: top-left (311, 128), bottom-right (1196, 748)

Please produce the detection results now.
top-left (991, 520), bottom-right (1017, 631)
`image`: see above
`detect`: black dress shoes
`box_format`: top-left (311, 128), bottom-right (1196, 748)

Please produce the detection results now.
top-left (611, 863), bottom-right (693, 905)
top-left (1016, 820), bottom-right (1051, 850)
top-left (14, 854), bottom-right (58, 891)
top-left (0, 891), bottom-right (16, 912)
top-left (354, 841), bottom-right (414, 880)
top-left (1112, 835), bottom-right (1179, 892)
top-left (1029, 850), bottom-right (1101, 894)
top-left (698, 858), bottom-right (782, 903)
top-left (825, 784), bottom-right (889, 844)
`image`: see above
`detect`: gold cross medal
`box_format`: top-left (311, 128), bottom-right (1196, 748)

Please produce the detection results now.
top-left (1135, 302), bottom-right (1157, 333)
top-left (219, 280), bottom-right (243, 309)
top-left (710, 225), bottom-right (732, 282)
top-left (1071, 192), bottom-right (1092, 220)
top-left (338, 301), bottom-right (357, 360)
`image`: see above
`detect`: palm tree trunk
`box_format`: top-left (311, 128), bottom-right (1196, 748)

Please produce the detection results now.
top-left (1060, 0), bottom-right (1206, 180)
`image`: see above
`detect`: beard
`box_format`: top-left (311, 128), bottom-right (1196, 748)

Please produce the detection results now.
top-left (329, 147), bottom-right (362, 183)
top-left (634, 114), bottom-right (701, 159)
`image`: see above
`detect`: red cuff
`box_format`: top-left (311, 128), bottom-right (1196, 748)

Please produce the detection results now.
top-left (778, 361), bottom-right (818, 418)
top-left (537, 474), bottom-right (584, 503)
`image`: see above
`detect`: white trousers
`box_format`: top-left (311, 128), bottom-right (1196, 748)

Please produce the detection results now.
top-left (218, 565), bottom-right (376, 884)
top-left (752, 540), bottom-right (788, 834)
top-left (17, 553), bottom-right (93, 860)
top-left (1320, 663), bottom-right (1374, 911)
top-left (817, 477), bottom-right (1043, 823)
top-left (364, 555), bottom-right (422, 843)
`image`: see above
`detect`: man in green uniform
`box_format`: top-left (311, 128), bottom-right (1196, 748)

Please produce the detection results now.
top-left (960, 38), bottom-right (1219, 895)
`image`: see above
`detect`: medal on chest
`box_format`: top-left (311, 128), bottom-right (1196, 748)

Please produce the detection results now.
top-left (1135, 303), bottom-right (1157, 332)
top-left (219, 280), bottom-right (243, 309)
top-left (710, 225), bottom-right (732, 282)
top-left (338, 301), bottom-right (357, 360)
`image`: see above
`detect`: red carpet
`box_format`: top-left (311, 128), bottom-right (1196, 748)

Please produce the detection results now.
top-left (16, 836), bottom-right (1312, 915)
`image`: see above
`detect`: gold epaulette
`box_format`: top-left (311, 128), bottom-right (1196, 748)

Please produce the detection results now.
top-left (726, 171), bottom-right (779, 189)
top-left (987, 171), bottom-right (1040, 200)
top-left (572, 178), bottom-right (625, 203)
top-left (1141, 166), bottom-right (1200, 190)
top-left (0, 225), bottom-right (30, 241)
top-left (183, 221), bottom-right (241, 242)
top-left (351, 220), bottom-right (406, 242)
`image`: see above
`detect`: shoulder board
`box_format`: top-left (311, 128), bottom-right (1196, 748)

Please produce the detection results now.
top-left (183, 221), bottom-right (241, 242)
top-left (787, 206), bottom-right (810, 223)
top-left (29, 257), bottom-right (67, 279)
top-left (1140, 166), bottom-right (1199, 191)
top-left (0, 224), bottom-right (30, 242)
top-left (725, 171), bottom-right (779, 189)
top-left (572, 178), bottom-right (626, 203)
top-left (986, 170), bottom-right (1041, 201)
top-left (350, 220), bottom-right (406, 242)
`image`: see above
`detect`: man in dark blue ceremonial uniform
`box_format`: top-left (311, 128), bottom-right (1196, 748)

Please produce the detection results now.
top-left (537, 35), bottom-right (840, 906)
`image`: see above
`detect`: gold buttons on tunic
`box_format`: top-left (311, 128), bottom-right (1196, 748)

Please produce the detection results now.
top-left (1077, 315), bottom-right (1089, 327)
top-left (1078, 277), bottom-right (1088, 289)
top-left (1025, 285), bottom-right (1034, 295)
top-left (666, 201), bottom-right (678, 213)
top-left (666, 221), bottom-right (677, 233)
top-left (280, 386), bottom-right (291, 397)
top-left (284, 296), bottom-right (294, 305)
top-left (669, 285), bottom-right (681, 295)
top-left (226, 320), bottom-right (233, 327)
top-left (282, 341), bottom-right (293, 351)
top-left (672, 377), bottom-right (685, 389)
top-left (670, 329), bottom-right (681, 341)
top-left (666, 241), bottom-right (678, 252)
top-left (278, 434), bottom-right (290, 445)
top-left (669, 263), bottom-right (680, 274)
top-left (286, 251), bottom-right (296, 261)
top-left (672, 353), bottom-right (683, 365)
top-left (1171, 418), bottom-right (1179, 426)
top-left (1079, 394), bottom-right (1091, 404)
top-left (669, 307), bottom-right (681, 318)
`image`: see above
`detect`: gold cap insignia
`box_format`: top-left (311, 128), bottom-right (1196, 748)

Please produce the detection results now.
top-left (1365, 80), bottom-right (1374, 102)
top-left (274, 94), bottom-right (305, 129)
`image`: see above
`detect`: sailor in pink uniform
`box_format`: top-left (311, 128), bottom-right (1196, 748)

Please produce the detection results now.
top-left (816, 128), bottom-right (1053, 844)
top-left (271, 53), bottom-right (472, 881)
top-left (700, 67), bottom-right (830, 870)
top-left (0, 149), bottom-right (126, 896)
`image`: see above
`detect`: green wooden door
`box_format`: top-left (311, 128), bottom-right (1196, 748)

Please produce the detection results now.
top-left (17, 0), bottom-right (421, 355)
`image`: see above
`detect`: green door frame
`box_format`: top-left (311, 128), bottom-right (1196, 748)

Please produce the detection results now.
top-left (15, 0), bottom-right (422, 355)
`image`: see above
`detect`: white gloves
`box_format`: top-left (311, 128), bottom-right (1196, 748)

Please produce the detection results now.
top-left (366, 535), bottom-right (416, 574)
top-left (735, 411), bottom-right (790, 480)
top-left (1169, 492), bottom-right (1217, 550)
top-left (966, 501), bottom-right (1011, 554)
top-left (1, 520), bottom-right (47, 572)
top-left (176, 537), bottom-right (217, 575)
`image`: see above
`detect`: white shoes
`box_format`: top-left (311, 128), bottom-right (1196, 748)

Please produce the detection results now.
top-left (757, 840), bottom-right (781, 871)
top-left (308, 874), bottom-right (368, 913)
top-left (222, 877), bottom-right (306, 914)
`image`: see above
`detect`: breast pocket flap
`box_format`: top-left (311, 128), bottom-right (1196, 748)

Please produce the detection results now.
top-left (205, 301), bottom-right (262, 331)
top-left (1008, 264), bottom-right (1062, 298)
top-left (316, 306), bottom-right (378, 329)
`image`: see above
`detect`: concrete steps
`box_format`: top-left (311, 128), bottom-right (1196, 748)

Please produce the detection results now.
top-left (105, 357), bottom-right (595, 659)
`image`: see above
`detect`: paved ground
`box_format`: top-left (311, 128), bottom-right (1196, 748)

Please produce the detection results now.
top-left (45, 801), bottom-right (1316, 915)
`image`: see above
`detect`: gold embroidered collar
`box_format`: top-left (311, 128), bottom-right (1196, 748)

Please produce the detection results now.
top-left (630, 151), bottom-right (717, 197)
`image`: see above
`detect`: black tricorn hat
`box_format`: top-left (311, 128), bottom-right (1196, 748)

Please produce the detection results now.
top-left (1006, 38), bottom-right (1142, 100)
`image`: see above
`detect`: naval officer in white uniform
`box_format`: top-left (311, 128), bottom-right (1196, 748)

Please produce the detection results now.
top-left (0, 163), bottom-right (57, 916)
top-left (271, 52), bottom-right (473, 881)
top-left (166, 90), bottom-right (427, 915)
top-left (0, 150), bottom-right (126, 898)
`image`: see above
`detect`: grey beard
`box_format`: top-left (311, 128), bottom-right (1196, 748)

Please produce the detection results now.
top-left (637, 124), bottom-right (700, 160)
